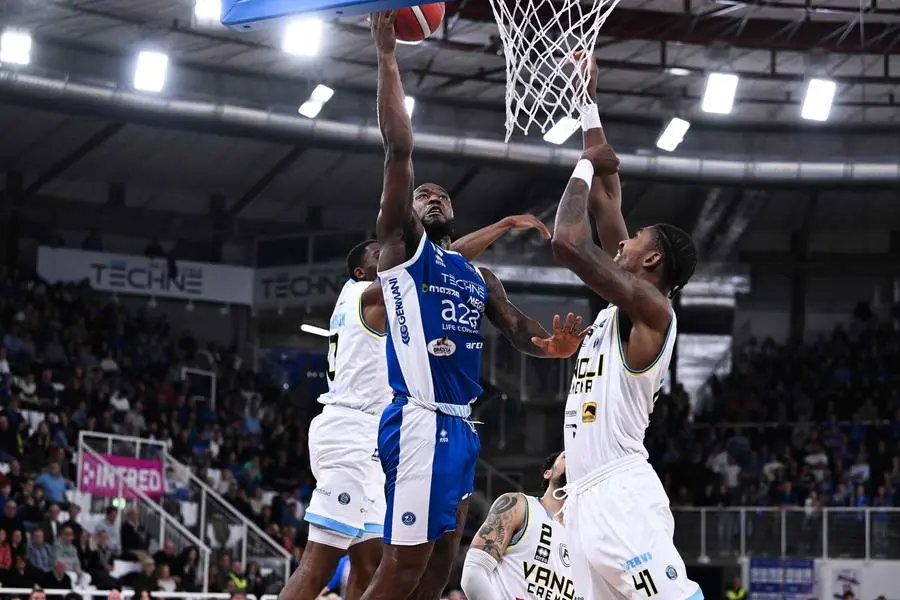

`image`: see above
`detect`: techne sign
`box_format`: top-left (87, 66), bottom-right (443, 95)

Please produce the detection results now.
top-left (254, 261), bottom-right (348, 309)
top-left (37, 247), bottom-right (254, 305)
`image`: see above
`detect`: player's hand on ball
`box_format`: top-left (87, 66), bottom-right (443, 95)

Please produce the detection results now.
top-left (371, 11), bottom-right (398, 52)
top-left (581, 144), bottom-right (620, 176)
top-left (502, 214), bottom-right (551, 240)
top-left (531, 313), bottom-right (589, 358)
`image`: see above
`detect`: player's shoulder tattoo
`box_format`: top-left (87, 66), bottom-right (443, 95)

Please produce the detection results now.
top-left (471, 492), bottom-right (524, 562)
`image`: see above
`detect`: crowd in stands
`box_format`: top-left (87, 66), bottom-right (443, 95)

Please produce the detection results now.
top-left (647, 302), bottom-right (900, 514)
top-left (3, 254), bottom-right (899, 596)
top-left (0, 268), bottom-right (318, 596)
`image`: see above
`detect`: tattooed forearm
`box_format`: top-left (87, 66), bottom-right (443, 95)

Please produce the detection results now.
top-left (471, 493), bottom-right (522, 562)
top-left (554, 180), bottom-right (592, 245)
top-left (482, 269), bottom-right (551, 358)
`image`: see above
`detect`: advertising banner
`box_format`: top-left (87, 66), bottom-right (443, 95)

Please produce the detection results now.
top-left (819, 560), bottom-right (897, 600)
top-left (78, 452), bottom-right (165, 499)
top-left (749, 557), bottom-right (816, 600)
top-left (254, 261), bottom-right (348, 309)
top-left (37, 247), bottom-right (254, 305)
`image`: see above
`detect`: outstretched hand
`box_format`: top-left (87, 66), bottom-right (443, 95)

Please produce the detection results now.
top-left (370, 11), bottom-right (398, 53)
top-left (531, 313), bottom-right (590, 358)
top-left (502, 214), bottom-right (552, 240)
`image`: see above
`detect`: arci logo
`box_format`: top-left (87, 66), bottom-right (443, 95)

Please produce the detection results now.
top-left (389, 277), bottom-right (410, 345)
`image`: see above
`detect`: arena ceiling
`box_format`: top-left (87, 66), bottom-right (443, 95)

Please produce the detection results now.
top-left (0, 0), bottom-right (899, 246)
top-left (7, 0), bottom-right (900, 125)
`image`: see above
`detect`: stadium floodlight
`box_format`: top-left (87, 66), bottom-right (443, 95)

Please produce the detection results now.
top-left (701, 72), bottom-right (739, 115)
top-left (404, 96), bottom-right (416, 117)
top-left (801, 78), bottom-right (837, 122)
top-left (133, 50), bottom-right (169, 93)
top-left (655, 117), bottom-right (691, 152)
top-left (298, 100), bottom-right (323, 118)
top-left (667, 67), bottom-right (691, 77)
top-left (0, 29), bottom-right (32, 66)
top-left (542, 116), bottom-right (579, 145)
top-left (301, 323), bottom-right (330, 337)
top-left (298, 84), bottom-right (334, 119)
top-left (282, 19), bottom-right (323, 57)
top-left (194, 0), bottom-right (222, 23)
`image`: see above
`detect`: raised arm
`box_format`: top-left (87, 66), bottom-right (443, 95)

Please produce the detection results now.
top-left (450, 214), bottom-right (550, 261)
top-left (550, 147), bottom-right (672, 368)
top-left (372, 11), bottom-right (423, 270)
top-left (461, 493), bottom-right (525, 600)
top-left (481, 268), bottom-right (585, 359)
top-left (579, 52), bottom-right (628, 257)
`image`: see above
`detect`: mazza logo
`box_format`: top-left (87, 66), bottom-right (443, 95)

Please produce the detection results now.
top-left (427, 337), bottom-right (456, 357)
top-left (388, 277), bottom-right (410, 345)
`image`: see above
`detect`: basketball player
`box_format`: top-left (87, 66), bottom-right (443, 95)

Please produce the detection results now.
top-left (460, 452), bottom-right (573, 600)
top-left (360, 11), bottom-right (586, 600)
top-left (545, 56), bottom-right (702, 600)
top-left (279, 222), bottom-right (549, 600)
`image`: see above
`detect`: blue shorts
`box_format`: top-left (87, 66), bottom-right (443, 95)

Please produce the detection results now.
top-left (378, 397), bottom-right (480, 545)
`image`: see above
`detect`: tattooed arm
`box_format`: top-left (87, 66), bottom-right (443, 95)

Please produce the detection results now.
top-left (462, 493), bottom-right (525, 600)
top-left (551, 147), bottom-right (672, 370)
top-left (481, 268), bottom-right (586, 359)
top-left (581, 55), bottom-right (628, 258)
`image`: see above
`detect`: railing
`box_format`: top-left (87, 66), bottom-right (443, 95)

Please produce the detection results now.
top-left (672, 507), bottom-right (900, 561)
top-left (77, 445), bottom-right (213, 592)
top-left (79, 431), bottom-right (291, 587)
top-left (164, 449), bottom-right (292, 587)
top-left (474, 459), bottom-right (524, 500)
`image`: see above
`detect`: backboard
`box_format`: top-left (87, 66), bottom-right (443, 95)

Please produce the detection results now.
top-left (221, 0), bottom-right (447, 30)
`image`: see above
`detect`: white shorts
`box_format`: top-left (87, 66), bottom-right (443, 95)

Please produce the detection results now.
top-left (566, 460), bottom-right (703, 600)
top-left (305, 405), bottom-right (386, 547)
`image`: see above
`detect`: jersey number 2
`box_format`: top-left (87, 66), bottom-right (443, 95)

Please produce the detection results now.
top-left (326, 333), bottom-right (339, 381)
top-left (633, 569), bottom-right (658, 597)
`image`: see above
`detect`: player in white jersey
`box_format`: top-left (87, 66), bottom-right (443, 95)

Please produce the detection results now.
top-left (543, 57), bottom-right (701, 600)
top-left (280, 225), bottom-right (551, 600)
top-left (461, 452), bottom-right (574, 600)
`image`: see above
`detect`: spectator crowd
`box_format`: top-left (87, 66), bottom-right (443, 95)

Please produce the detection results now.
top-left (2, 256), bottom-right (899, 598)
top-left (0, 268), bottom-right (321, 596)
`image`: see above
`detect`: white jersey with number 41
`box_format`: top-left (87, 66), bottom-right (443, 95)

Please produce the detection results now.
top-left (317, 279), bottom-right (391, 416)
top-left (563, 304), bottom-right (676, 481)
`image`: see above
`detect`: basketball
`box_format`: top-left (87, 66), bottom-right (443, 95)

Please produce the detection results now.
top-left (394, 2), bottom-right (445, 43)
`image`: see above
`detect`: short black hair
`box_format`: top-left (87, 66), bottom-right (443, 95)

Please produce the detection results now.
top-left (651, 224), bottom-right (698, 297)
top-left (541, 451), bottom-right (562, 492)
top-left (346, 239), bottom-right (377, 281)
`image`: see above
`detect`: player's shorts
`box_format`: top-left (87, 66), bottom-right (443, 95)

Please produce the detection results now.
top-left (305, 405), bottom-right (387, 548)
top-left (565, 457), bottom-right (703, 600)
top-left (378, 396), bottom-right (480, 545)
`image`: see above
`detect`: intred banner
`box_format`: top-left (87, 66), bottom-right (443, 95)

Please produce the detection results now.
top-left (78, 452), bottom-right (165, 499)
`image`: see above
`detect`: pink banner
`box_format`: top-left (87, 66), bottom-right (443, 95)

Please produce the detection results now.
top-left (78, 452), bottom-right (165, 499)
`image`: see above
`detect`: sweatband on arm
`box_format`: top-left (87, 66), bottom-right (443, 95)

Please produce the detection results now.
top-left (571, 159), bottom-right (595, 188)
top-left (461, 549), bottom-right (502, 600)
top-left (581, 103), bottom-right (602, 131)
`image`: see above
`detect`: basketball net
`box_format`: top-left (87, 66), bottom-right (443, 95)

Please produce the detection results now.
top-left (487, 0), bottom-right (622, 141)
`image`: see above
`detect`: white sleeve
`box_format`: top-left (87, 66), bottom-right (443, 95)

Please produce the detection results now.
top-left (461, 548), bottom-right (502, 600)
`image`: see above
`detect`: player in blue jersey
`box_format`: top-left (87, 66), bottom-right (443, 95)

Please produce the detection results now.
top-left (361, 12), bottom-right (587, 600)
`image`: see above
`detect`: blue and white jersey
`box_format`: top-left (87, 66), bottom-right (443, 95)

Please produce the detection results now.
top-left (378, 234), bottom-right (487, 417)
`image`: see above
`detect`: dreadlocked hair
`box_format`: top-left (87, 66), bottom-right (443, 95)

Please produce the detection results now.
top-left (651, 224), bottom-right (698, 298)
